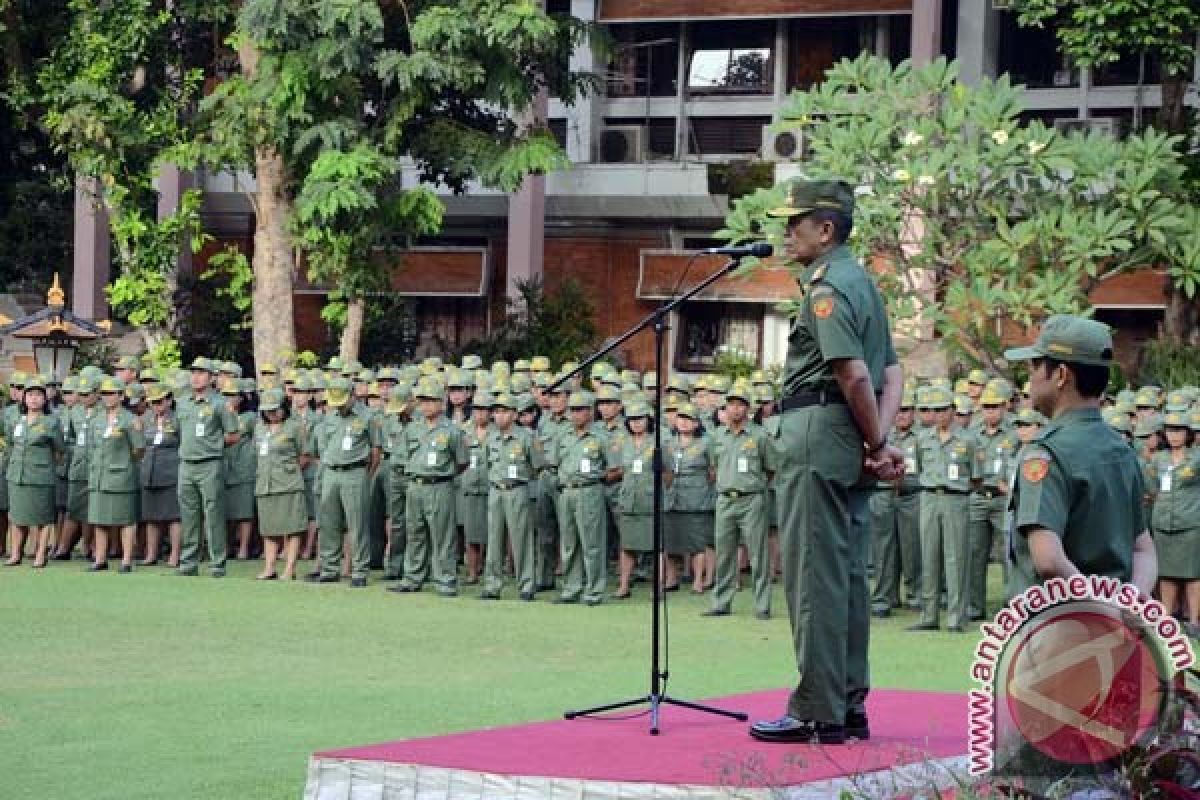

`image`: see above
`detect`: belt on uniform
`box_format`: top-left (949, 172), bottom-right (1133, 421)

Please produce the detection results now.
top-left (720, 489), bottom-right (761, 499)
top-left (978, 487), bottom-right (1003, 499)
top-left (410, 475), bottom-right (453, 485)
top-left (780, 389), bottom-right (847, 412)
top-left (562, 481), bottom-right (600, 490)
top-left (328, 461), bottom-right (366, 471)
top-left (182, 456), bottom-right (222, 464)
top-left (926, 487), bottom-right (968, 496)
top-left (491, 481), bottom-right (528, 490)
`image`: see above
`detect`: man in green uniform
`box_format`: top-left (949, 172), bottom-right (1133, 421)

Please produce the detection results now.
top-left (381, 388), bottom-right (410, 580)
top-left (966, 385), bottom-right (1019, 620)
top-left (307, 377), bottom-right (381, 587)
top-left (869, 386), bottom-right (922, 617)
top-left (54, 375), bottom-right (98, 560)
top-left (705, 380), bottom-right (774, 619)
top-left (1002, 316), bottom-right (1156, 598)
top-left (555, 390), bottom-right (609, 605)
top-left (482, 392), bottom-right (543, 601)
top-left (392, 378), bottom-right (468, 597)
top-left (750, 180), bottom-right (905, 746)
top-left (176, 357), bottom-right (241, 577)
top-left (908, 386), bottom-right (981, 633)
top-left (535, 379), bottom-right (569, 591)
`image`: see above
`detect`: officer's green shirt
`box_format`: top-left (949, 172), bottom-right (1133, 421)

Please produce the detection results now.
top-left (485, 426), bottom-right (542, 484)
top-left (141, 410), bottom-right (181, 489)
top-left (782, 244), bottom-right (897, 396)
top-left (316, 407), bottom-right (380, 468)
top-left (974, 422), bottom-right (1020, 491)
top-left (225, 411), bottom-right (257, 485)
top-left (87, 409), bottom-right (144, 493)
top-left (665, 432), bottom-right (715, 512)
top-left (404, 416), bottom-right (467, 478)
top-left (1146, 447), bottom-right (1200, 532)
top-left (459, 422), bottom-right (492, 494)
top-left (66, 404), bottom-right (97, 482)
top-left (917, 427), bottom-right (981, 492)
top-left (381, 415), bottom-right (407, 468)
top-left (255, 418), bottom-right (305, 496)
top-left (556, 426), bottom-right (606, 486)
top-left (617, 435), bottom-right (655, 514)
top-left (1007, 407), bottom-right (1147, 596)
top-left (177, 391), bottom-right (239, 462)
top-left (708, 422), bottom-right (772, 494)
top-left (6, 411), bottom-right (65, 486)
top-left (886, 425), bottom-right (922, 492)
top-left (537, 412), bottom-right (570, 473)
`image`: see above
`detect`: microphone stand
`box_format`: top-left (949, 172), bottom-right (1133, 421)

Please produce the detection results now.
top-left (552, 254), bottom-right (752, 735)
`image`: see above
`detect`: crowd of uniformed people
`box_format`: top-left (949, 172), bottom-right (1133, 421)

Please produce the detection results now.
top-left (0, 352), bottom-right (1197, 636)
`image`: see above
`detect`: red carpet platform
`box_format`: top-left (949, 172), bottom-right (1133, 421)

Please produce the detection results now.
top-left (304, 688), bottom-right (970, 799)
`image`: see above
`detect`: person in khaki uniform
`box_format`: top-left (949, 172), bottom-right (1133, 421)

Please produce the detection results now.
top-left (254, 389), bottom-right (307, 581)
top-left (966, 386), bottom-right (1019, 620)
top-left (1145, 410), bottom-right (1200, 638)
top-left (869, 387), bottom-right (922, 617)
top-left (307, 377), bottom-right (381, 588)
top-left (555, 390), bottom-right (609, 605)
top-left (87, 376), bottom-right (145, 572)
top-left (176, 358), bottom-right (241, 577)
top-left (380, 388), bottom-right (411, 581)
top-left (458, 394), bottom-right (493, 585)
top-left (221, 378), bottom-right (257, 561)
top-left (611, 401), bottom-right (655, 599)
top-left (139, 384), bottom-right (181, 567)
top-left (392, 378), bottom-right (468, 597)
top-left (5, 376), bottom-right (65, 568)
top-left (53, 375), bottom-right (98, 561)
top-left (908, 386), bottom-right (981, 633)
top-left (535, 379), bottom-right (570, 591)
top-left (705, 381), bottom-right (774, 619)
top-left (481, 392), bottom-right (543, 601)
top-left (665, 402), bottom-right (716, 593)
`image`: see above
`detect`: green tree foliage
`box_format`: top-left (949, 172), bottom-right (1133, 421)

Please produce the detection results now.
top-left (719, 55), bottom-right (1200, 371)
top-left (462, 278), bottom-right (598, 367)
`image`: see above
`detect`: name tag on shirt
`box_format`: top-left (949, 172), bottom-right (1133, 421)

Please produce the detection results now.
top-left (341, 435), bottom-right (354, 452)
top-left (947, 463), bottom-right (960, 482)
top-left (508, 464), bottom-right (519, 480)
top-left (195, 423), bottom-right (206, 437)
top-left (13, 423), bottom-right (23, 437)
top-left (1161, 469), bottom-right (1173, 493)
top-left (153, 430), bottom-right (163, 446)
top-left (737, 457), bottom-right (749, 474)
top-left (905, 456), bottom-right (917, 475)
top-left (77, 432), bottom-right (87, 446)
top-left (673, 453), bottom-right (682, 474)
top-left (104, 425), bottom-right (115, 438)
top-left (259, 440), bottom-right (269, 457)
top-left (992, 458), bottom-right (1004, 475)
top-left (632, 459), bottom-right (643, 475)
top-left (470, 454), bottom-right (478, 470)
top-left (580, 457), bottom-right (591, 474)
top-left (427, 451), bottom-right (437, 467)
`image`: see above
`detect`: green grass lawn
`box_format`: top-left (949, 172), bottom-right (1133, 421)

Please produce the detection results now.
top-left (0, 559), bottom-right (994, 800)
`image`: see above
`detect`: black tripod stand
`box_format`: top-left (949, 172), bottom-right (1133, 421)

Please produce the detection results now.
top-left (552, 253), bottom-right (753, 735)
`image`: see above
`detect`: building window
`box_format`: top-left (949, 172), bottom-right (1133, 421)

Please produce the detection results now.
top-left (607, 23), bottom-right (680, 98)
top-left (786, 18), bottom-right (864, 91)
top-left (687, 20), bottom-right (774, 95)
top-left (997, 16), bottom-right (1076, 88)
top-left (674, 302), bottom-right (763, 372)
top-left (686, 116), bottom-right (770, 156)
top-left (1092, 51), bottom-right (1163, 87)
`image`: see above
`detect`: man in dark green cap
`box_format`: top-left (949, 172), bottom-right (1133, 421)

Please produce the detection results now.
top-left (1002, 315), bottom-right (1156, 598)
top-left (555, 390), bottom-right (609, 605)
top-left (534, 380), bottom-right (569, 591)
top-left (482, 392), bottom-right (543, 600)
top-left (750, 179), bottom-right (905, 745)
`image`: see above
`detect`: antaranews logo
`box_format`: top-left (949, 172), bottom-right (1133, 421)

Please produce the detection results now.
top-left (968, 575), bottom-right (1195, 787)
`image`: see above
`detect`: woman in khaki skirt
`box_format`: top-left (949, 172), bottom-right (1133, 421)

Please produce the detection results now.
top-left (5, 376), bottom-right (65, 567)
top-left (458, 396), bottom-right (492, 584)
top-left (613, 402), bottom-right (655, 599)
top-left (222, 379), bottom-right (258, 559)
top-left (87, 377), bottom-right (145, 572)
top-left (664, 402), bottom-right (715, 594)
top-left (140, 385), bottom-right (181, 566)
top-left (255, 389), bottom-right (306, 580)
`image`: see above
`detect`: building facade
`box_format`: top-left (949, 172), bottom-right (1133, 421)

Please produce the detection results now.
top-left (71, 0), bottom-right (1190, 374)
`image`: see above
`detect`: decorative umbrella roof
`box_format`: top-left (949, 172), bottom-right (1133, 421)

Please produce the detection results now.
top-left (1, 274), bottom-right (110, 340)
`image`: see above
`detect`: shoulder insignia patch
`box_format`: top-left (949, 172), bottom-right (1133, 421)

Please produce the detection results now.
top-left (813, 295), bottom-right (835, 319)
top-left (1022, 457), bottom-right (1049, 483)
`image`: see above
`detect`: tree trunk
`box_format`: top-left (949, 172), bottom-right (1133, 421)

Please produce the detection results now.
top-left (239, 39), bottom-right (297, 371)
top-left (339, 295), bottom-right (365, 362)
top-left (1159, 72), bottom-right (1197, 344)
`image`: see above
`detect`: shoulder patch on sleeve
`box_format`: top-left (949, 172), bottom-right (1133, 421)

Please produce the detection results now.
top-left (812, 295), bottom-right (835, 319)
top-left (1021, 447), bottom-right (1051, 483)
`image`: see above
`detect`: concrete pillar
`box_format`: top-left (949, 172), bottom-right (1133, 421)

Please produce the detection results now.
top-left (566, 0), bottom-right (600, 163)
top-left (674, 22), bottom-right (690, 160)
top-left (506, 89), bottom-right (548, 300)
top-left (72, 175), bottom-right (110, 320)
top-left (156, 163), bottom-right (194, 276)
top-left (875, 15), bottom-right (891, 59)
top-left (774, 19), bottom-right (789, 101)
top-left (956, 0), bottom-right (999, 84)
top-left (911, 0), bottom-right (943, 67)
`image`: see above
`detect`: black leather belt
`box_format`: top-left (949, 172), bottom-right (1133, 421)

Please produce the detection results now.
top-left (780, 389), bottom-right (846, 412)
top-left (926, 487), bottom-right (968, 496)
top-left (491, 481), bottom-right (527, 490)
top-left (328, 461), bottom-right (366, 471)
top-left (720, 489), bottom-right (761, 498)
top-left (562, 481), bottom-right (599, 490)
top-left (410, 475), bottom-right (452, 485)
top-left (979, 487), bottom-right (1003, 499)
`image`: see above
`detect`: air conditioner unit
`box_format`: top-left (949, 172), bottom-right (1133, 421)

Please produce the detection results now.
top-left (598, 126), bottom-right (647, 163)
top-left (761, 127), bottom-right (807, 162)
top-left (1054, 117), bottom-right (1117, 137)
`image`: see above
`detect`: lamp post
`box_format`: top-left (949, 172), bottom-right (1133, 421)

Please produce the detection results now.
top-left (2, 273), bottom-right (109, 381)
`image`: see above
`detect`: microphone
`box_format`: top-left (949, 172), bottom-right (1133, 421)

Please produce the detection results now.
top-left (703, 242), bottom-right (773, 259)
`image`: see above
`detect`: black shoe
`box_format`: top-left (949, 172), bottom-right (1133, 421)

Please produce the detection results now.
top-left (554, 595), bottom-right (580, 605)
top-left (305, 574), bottom-right (340, 584)
top-left (52, 551), bottom-right (73, 561)
top-left (210, 568), bottom-right (226, 578)
top-left (907, 623), bottom-right (939, 632)
top-left (662, 583), bottom-right (679, 593)
top-left (584, 597), bottom-right (602, 607)
top-left (381, 572), bottom-right (401, 581)
top-left (871, 608), bottom-right (891, 619)
top-left (257, 573), bottom-right (278, 581)
top-left (480, 592), bottom-right (500, 601)
top-left (304, 570), bottom-right (321, 580)
top-left (845, 711), bottom-right (870, 740)
top-left (350, 577), bottom-right (367, 588)
top-left (750, 716), bottom-right (845, 745)
top-left (755, 610), bottom-right (771, 620)
top-left (536, 581), bottom-right (556, 592)
top-left (387, 583), bottom-right (419, 593)
top-left (118, 564), bottom-right (132, 574)
top-left (436, 586), bottom-right (458, 597)
top-left (88, 562), bottom-right (108, 572)
top-left (702, 608), bottom-right (731, 617)
top-left (948, 624), bottom-right (965, 633)
top-left (519, 591), bottom-right (535, 602)
top-left (611, 590), bottom-right (631, 600)
top-left (175, 567), bottom-right (198, 577)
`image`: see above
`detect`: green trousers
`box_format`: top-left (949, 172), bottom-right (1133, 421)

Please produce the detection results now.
top-left (919, 491), bottom-right (970, 628)
top-left (484, 485), bottom-right (534, 596)
top-left (178, 458), bottom-right (226, 572)
top-left (384, 466), bottom-right (406, 579)
top-left (775, 404), bottom-right (868, 725)
top-left (557, 484), bottom-right (606, 602)
top-left (968, 491), bottom-right (1007, 618)
top-left (712, 492), bottom-right (771, 615)
top-left (318, 466), bottom-right (370, 581)
top-left (404, 480), bottom-right (457, 591)
top-left (869, 489), bottom-right (922, 610)
top-left (534, 474), bottom-right (559, 589)
top-left (365, 467), bottom-right (388, 569)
